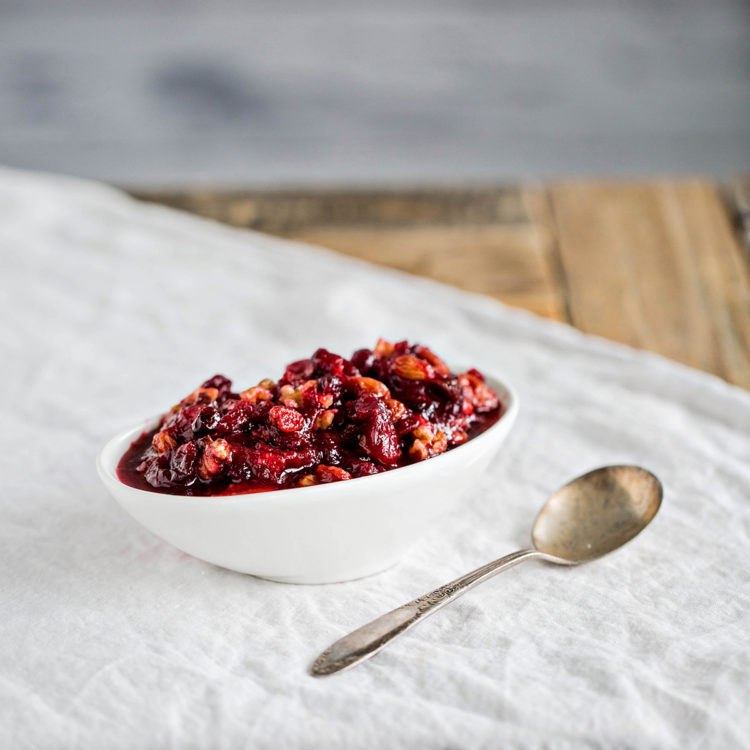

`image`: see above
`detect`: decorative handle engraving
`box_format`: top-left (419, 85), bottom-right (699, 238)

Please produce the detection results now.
top-left (311, 548), bottom-right (541, 677)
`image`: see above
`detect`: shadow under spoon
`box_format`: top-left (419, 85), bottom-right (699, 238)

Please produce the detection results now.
top-left (311, 464), bottom-right (662, 677)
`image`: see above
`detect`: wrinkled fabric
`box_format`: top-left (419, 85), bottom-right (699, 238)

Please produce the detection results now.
top-left (1, 167), bottom-right (749, 750)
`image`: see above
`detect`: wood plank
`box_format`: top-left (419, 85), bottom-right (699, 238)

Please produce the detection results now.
top-left (134, 187), bottom-right (532, 230)
top-left (549, 180), bottom-right (750, 389)
top-left (134, 187), bottom-right (567, 322)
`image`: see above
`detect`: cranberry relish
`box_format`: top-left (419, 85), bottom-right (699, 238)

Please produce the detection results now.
top-left (117, 340), bottom-right (503, 496)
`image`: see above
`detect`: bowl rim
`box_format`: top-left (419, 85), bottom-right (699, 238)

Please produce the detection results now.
top-left (97, 371), bottom-right (519, 508)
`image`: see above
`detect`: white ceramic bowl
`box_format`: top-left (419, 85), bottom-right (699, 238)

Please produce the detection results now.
top-left (97, 374), bottom-right (518, 584)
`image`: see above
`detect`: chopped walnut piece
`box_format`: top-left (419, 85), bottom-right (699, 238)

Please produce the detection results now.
top-left (278, 384), bottom-right (296, 406)
top-left (392, 355), bottom-right (434, 381)
top-left (152, 430), bottom-right (177, 454)
top-left (198, 438), bottom-right (230, 479)
top-left (432, 430), bottom-right (448, 454)
top-left (415, 345), bottom-right (451, 376)
top-left (350, 376), bottom-right (391, 399)
top-left (279, 379), bottom-right (318, 408)
top-left (318, 393), bottom-right (334, 408)
top-left (408, 429), bottom-right (447, 461)
top-left (385, 398), bottom-right (407, 422)
top-left (373, 338), bottom-right (395, 358)
top-left (412, 419), bottom-right (434, 442)
top-left (316, 409), bottom-right (337, 430)
top-left (239, 386), bottom-right (273, 404)
top-left (408, 439), bottom-right (429, 461)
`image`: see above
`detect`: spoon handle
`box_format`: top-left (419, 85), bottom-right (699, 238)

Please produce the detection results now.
top-left (310, 547), bottom-right (541, 677)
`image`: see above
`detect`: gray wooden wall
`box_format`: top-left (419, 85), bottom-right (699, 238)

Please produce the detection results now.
top-left (1, 0), bottom-right (748, 185)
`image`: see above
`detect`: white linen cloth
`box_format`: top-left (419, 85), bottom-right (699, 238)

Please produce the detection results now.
top-left (1, 167), bottom-right (749, 749)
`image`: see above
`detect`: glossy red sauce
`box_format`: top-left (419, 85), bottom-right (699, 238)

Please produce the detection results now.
top-left (117, 339), bottom-right (503, 496)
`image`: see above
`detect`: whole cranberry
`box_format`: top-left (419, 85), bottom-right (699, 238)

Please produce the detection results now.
top-left (311, 348), bottom-right (346, 376)
top-left (200, 374), bottom-right (233, 400)
top-left (169, 442), bottom-right (199, 482)
top-left (316, 432), bottom-right (343, 465)
top-left (346, 392), bottom-right (380, 422)
top-left (351, 348), bottom-right (375, 374)
top-left (281, 358), bottom-right (315, 384)
top-left (430, 377), bottom-right (462, 402)
top-left (359, 403), bottom-right (400, 464)
top-left (389, 378), bottom-right (432, 411)
top-left (214, 401), bottom-right (254, 436)
top-left (141, 455), bottom-right (170, 488)
top-left (228, 446), bottom-right (253, 483)
top-left (317, 374), bottom-right (345, 402)
top-left (269, 406), bottom-right (305, 433)
top-left (165, 404), bottom-right (208, 442)
top-left (190, 406), bottom-right (221, 436)
top-left (394, 413), bottom-right (421, 437)
top-left (246, 446), bottom-right (289, 484)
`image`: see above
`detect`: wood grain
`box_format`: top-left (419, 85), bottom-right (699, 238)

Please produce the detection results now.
top-left (132, 181), bottom-right (750, 390)
top-left (548, 181), bottom-right (750, 388)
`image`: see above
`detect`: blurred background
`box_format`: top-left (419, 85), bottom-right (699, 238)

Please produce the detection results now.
top-left (1, 0), bottom-right (748, 187)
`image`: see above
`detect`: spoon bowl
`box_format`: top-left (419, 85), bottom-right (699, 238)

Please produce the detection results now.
top-left (532, 465), bottom-right (663, 563)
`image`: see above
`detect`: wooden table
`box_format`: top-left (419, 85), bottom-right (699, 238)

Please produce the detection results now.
top-left (133, 180), bottom-right (750, 391)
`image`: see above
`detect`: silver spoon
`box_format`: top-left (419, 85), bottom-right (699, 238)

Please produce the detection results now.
top-left (311, 465), bottom-right (662, 677)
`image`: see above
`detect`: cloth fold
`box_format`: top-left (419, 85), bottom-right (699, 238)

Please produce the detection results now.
top-left (1, 167), bottom-right (749, 749)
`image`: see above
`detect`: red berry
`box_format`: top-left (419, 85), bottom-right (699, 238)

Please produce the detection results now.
top-left (269, 406), bottom-right (305, 433)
